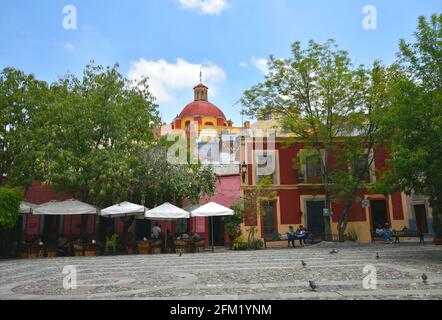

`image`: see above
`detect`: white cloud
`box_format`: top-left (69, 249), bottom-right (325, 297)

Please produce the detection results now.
top-left (239, 62), bottom-right (248, 67)
top-left (127, 58), bottom-right (226, 103)
top-left (178, 0), bottom-right (229, 15)
top-left (251, 56), bottom-right (269, 75)
top-left (63, 43), bottom-right (75, 51)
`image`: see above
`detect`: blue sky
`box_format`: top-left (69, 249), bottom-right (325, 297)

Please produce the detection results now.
top-left (1, 0), bottom-right (440, 125)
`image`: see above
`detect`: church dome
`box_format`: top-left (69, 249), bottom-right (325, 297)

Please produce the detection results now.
top-left (179, 100), bottom-right (226, 119)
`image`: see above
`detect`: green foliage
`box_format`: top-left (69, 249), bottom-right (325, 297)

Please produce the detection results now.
top-left (242, 175), bottom-right (277, 224)
top-left (223, 203), bottom-right (244, 242)
top-left (231, 235), bottom-right (264, 251)
top-left (241, 39), bottom-right (398, 240)
top-left (376, 14), bottom-right (442, 235)
top-left (345, 228), bottom-right (358, 242)
top-left (0, 187), bottom-right (22, 228)
top-left (232, 235), bottom-right (248, 250)
top-left (0, 63), bottom-right (218, 209)
top-left (0, 68), bottom-right (49, 186)
top-left (248, 239), bottom-right (264, 250)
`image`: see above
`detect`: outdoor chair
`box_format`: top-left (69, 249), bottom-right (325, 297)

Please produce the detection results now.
top-left (192, 240), bottom-right (206, 253)
top-left (137, 240), bottom-right (151, 254)
top-left (151, 239), bottom-right (162, 254)
top-left (174, 239), bottom-right (191, 254)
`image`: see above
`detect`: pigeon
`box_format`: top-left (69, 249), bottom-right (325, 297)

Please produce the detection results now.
top-left (301, 260), bottom-right (307, 267)
top-left (309, 280), bottom-right (317, 291)
top-left (179, 252), bottom-right (182, 257)
top-left (330, 249), bottom-right (339, 254)
top-left (376, 253), bottom-right (380, 259)
top-left (422, 273), bottom-right (428, 283)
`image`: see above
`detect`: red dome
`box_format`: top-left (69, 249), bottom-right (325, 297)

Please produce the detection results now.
top-left (179, 100), bottom-right (226, 119)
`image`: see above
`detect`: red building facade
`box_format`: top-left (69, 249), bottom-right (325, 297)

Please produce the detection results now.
top-left (240, 137), bottom-right (409, 243)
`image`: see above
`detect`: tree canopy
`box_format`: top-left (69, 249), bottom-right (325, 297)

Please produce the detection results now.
top-left (241, 39), bottom-right (392, 239)
top-left (0, 63), bottom-right (217, 210)
top-left (376, 14), bottom-right (442, 236)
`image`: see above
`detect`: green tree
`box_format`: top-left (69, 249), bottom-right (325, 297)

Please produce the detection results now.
top-left (331, 63), bottom-right (402, 241)
top-left (0, 68), bottom-right (49, 186)
top-left (376, 14), bottom-right (442, 237)
top-left (129, 146), bottom-right (218, 208)
top-left (28, 63), bottom-right (161, 207)
top-left (0, 187), bottom-right (22, 228)
top-left (0, 187), bottom-right (22, 256)
top-left (241, 40), bottom-right (367, 239)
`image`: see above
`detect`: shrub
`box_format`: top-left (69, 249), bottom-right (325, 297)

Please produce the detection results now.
top-left (223, 204), bottom-right (244, 243)
top-left (232, 235), bottom-right (248, 250)
top-left (248, 239), bottom-right (264, 250)
top-left (0, 187), bottom-right (22, 228)
top-left (346, 227), bottom-right (359, 242)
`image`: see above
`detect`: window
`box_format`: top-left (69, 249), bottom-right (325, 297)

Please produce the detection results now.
top-left (305, 154), bottom-right (323, 184)
top-left (255, 152), bottom-right (277, 184)
top-left (354, 153), bottom-right (373, 183)
top-left (205, 122), bottom-right (214, 126)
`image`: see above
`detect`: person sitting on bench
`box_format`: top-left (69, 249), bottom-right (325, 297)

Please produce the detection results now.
top-left (375, 223), bottom-right (393, 243)
top-left (287, 226), bottom-right (297, 248)
top-left (296, 225), bottom-right (308, 247)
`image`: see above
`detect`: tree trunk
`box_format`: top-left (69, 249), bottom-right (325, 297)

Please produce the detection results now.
top-left (338, 198), bottom-right (353, 242)
top-left (322, 147), bottom-right (332, 240)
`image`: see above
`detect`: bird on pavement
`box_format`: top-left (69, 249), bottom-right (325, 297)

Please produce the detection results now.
top-left (309, 280), bottom-right (317, 291)
top-left (376, 253), bottom-right (380, 259)
top-left (179, 252), bottom-right (182, 257)
top-left (302, 260), bottom-right (306, 267)
top-left (422, 273), bottom-right (428, 283)
top-left (330, 249), bottom-right (339, 254)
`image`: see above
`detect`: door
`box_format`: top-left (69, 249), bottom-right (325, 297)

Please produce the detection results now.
top-left (210, 217), bottom-right (225, 246)
top-left (135, 219), bottom-right (151, 241)
top-left (262, 202), bottom-right (277, 240)
top-left (414, 204), bottom-right (428, 234)
top-left (43, 216), bottom-right (61, 243)
top-left (306, 200), bottom-right (325, 239)
top-left (371, 200), bottom-right (389, 230)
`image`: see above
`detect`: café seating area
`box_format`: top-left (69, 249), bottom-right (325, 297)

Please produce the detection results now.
top-left (16, 234), bottom-right (207, 259)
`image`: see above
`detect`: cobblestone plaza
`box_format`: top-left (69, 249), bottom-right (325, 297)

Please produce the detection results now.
top-left (0, 242), bottom-right (441, 300)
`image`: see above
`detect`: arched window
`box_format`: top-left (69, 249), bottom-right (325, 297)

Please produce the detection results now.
top-left (205, 122), bottom-right (214, 126)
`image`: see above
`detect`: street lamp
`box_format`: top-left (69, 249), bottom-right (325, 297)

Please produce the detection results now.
top-left (241, 161), bottom-right (248, 183)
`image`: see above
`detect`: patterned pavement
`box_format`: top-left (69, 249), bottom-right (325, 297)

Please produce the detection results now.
top-left (0, 242), bottom-right (441, 300)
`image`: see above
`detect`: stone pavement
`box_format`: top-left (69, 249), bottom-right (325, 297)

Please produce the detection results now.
top-left (0, 242), bottom-right (441, 300)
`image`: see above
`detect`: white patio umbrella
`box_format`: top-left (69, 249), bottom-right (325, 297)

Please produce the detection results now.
top-left (145, 202), bottom-right (190, 220)
top-left (33, 199), bottom-right (98, 215)
top-left (184, 204), bottom-right (201, 233)
top-left (100, 201), bottom-right (146, 218)
top-left (191, 202), bottom-right (234, 252)
top-left (145, 203), bottom-right (190, 248)
top-left (19, 202), bottom-right (37, 214)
